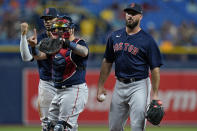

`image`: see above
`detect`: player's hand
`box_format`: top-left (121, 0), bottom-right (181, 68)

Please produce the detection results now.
top-left (27, 28), bottom-right (37, 47)
top-left (48, 32), bottom-right (57, 39)
top-left (97, 86), bottom-right (107, 102)
top-left (21, 22), bottom-right (28, 36)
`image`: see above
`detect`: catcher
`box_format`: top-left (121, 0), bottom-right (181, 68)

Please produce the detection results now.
top-left (29, 16), bottom-right (89, 131)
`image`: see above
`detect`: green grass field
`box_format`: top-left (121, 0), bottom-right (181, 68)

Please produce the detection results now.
top-left (0, 125), bottom-right (197, 131)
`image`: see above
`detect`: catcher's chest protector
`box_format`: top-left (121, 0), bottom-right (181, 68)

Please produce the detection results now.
top-left (60, 48), bottom-right (77, 80)
top-left (52, 38), bottom-right (81, 82)
top-left (52, 48), bottom-right (77, 83)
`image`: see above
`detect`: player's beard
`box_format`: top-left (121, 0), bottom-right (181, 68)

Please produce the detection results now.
top-left (126, 19), bottom-right (139, 30)
top-left (45, 25), bottom-right (51, 31)
top-left (44, 22), bottom-right (53, 31)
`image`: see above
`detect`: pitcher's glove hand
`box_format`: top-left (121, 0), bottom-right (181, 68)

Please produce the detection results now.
top-left (36, 38), bottom-right (63, 54)
top-left (145, 100), bottom-right (165, 125)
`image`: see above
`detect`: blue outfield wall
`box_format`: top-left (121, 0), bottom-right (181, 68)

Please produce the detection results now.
top-left (0, 55), bottom-right (22, 123)
top-left (0, 53), bottom-right (35, 124)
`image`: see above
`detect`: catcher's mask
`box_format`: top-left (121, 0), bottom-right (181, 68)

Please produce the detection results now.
top-left (51, 18), bottom-right (71, 39)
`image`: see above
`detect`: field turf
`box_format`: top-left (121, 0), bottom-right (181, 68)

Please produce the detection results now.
top-left (0, 125), bottom-right (197, 131)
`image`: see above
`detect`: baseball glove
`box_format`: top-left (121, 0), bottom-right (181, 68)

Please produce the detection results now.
top-left (36, 38), bottom-right (63, 54)
top-left (145, 100), bottom-right (165, 125)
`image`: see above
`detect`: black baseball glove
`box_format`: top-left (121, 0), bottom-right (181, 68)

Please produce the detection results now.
top-left (36, 38), bottom-right (71, 54)
top-left (36, 38), bottom-right (63, 54)
top-left (145, 100), bottom-right (165, 125)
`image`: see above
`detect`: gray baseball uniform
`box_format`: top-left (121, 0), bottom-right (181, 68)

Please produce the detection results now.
top-left (38, 79), bottom-right (56, 128)
top-left (20, 33), bottom-right (56, 130)
top-left (20, 7), bottom-right (59, 131)
top-left (103, 26), bottom-right (163, 130)
top-left (48, 83), bottom-right (88, 130)
top-left (47, 36), bottom-right (89, 131)
top-left (101, 3), bottom-right (163, 130)
top-left (109, 78), bottom-right (151, 131)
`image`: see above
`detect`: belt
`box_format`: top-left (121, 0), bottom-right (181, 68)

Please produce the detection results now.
top-left (40, 78), bottom-right (52, 81)
top-left (117, 77), bottom-right (143, 84)
top-left (55, 83), bottom-right (86, 89)
top-left (54, 85), bottom-right (72, 89)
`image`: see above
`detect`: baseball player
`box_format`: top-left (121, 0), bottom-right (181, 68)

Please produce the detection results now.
top-left (30, 16), bottom-right (89, 131)
top-left (20, 8), bottom-right (58, 131)
top-left (97, 3), bottom-right (163, 131)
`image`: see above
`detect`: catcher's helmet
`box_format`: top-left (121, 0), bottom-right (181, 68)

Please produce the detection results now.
top-left (51, 17), bottom-right (73, 38)
top-left (61, 15), bottom-right (75, 29)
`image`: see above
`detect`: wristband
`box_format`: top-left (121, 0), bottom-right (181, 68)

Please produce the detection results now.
top-left (31, 47), bottom-right (40, 56)
top-left (69, 42), bottom-right (77, 50)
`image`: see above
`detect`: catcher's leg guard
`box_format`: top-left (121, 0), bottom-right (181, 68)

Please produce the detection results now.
top-left (41, 118), bottom-right (49, 131)
top-left (54, 124), bottom-right (64, 131)
top-left (46, 121), bottom-right (55, 131)
top-left (42, 128), bottom-right (47, 131)
top-left (42, 124), bottom-right (47, 131)
top-left (54, 121), bottom-right (72, 131)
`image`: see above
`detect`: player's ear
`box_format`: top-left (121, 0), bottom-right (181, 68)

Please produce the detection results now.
top-left (140, 14), bottom-right (143, 19)
top-left (139, 14), bottom-right (143, 20)
top-left (69, 28), bottom-right (74, 35)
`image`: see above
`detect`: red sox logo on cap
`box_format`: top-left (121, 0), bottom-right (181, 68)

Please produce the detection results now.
top-left (130, 3), bottom-right (135, 8)
top-left (45, 8), bottom-right (49, 14)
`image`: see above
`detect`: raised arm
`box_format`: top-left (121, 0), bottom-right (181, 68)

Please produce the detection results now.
top-left (19, 22), bottom-right (33, 61)
top-left (27, 29), bottom-right (47, 60)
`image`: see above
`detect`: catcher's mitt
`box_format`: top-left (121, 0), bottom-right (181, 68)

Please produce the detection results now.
top-left (145, 100), bottom-right (165, 125)
top-left (36, 38), bottom-right (63, 54)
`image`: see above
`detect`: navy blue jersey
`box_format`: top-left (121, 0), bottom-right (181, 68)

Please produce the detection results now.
top-left (53, 39), bottom-right (89, 87)
top-left (32, 32), bottom-right (52, 81)
top-left (104, 28), bottom-right (163, 79)
top-left (36, 59), bottom-right (52, 81)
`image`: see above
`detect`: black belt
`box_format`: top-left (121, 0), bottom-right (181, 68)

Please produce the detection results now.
top-left (40, 78), bottom-right (52, 81)
top-left (117, 77), bottom-right (143, 84)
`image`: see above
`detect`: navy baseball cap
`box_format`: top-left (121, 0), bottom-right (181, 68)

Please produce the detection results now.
top-left (124, 3), bottom-right (143, 14)
top-left (40, 8), bottom-right (58, 19)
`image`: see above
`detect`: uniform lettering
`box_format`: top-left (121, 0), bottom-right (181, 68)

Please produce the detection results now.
top-left (114, 42), bottom-right (139, 55)
top-left (132, 47), bottom-right (139, 55)
top-left (119, 42), bottom-right (123, 50)
top-left (114, 43), bottom-right (119, 51)
top-left (128, 45), bottom-right (134, 52)
top-left (124, 43), bottom-right (129, 51)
